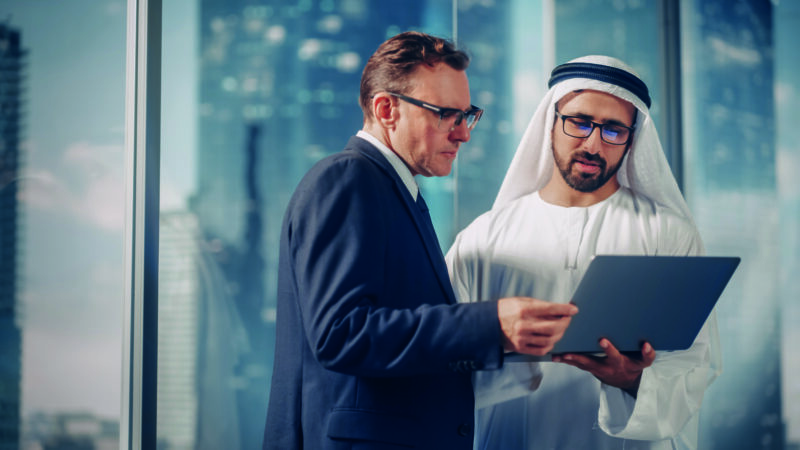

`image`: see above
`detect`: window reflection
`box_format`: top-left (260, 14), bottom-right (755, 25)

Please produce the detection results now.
top-left (1, 0), bottom-right (795, 448)
top-left (682, 1), bottom-right (784, 448)
top-left (1, 1), bottom-right (127, 448)
top-left (160, 1), bottom-right (440, 448)
top-left (776, 3), bottom-right (800, 446)
top-left (157, 1), bottom-right (800, 448)
top-left (0, 0), bottom-right (770, 449)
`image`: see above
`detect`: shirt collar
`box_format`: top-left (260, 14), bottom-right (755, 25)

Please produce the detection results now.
top-left (357, 130), bottom-right (419, 200)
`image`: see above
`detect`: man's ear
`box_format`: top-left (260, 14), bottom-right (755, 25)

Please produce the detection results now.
top-left (372, 93), bottom-right (398, 129)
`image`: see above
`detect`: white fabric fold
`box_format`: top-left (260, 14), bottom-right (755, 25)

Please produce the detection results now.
top-left (494, 55), bottom-right (698, 238)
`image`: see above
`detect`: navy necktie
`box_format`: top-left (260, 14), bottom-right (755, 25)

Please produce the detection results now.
top-left (416, 193), bottom-right (439, 243)
top-left (416, 192), bottom-right (428, 213)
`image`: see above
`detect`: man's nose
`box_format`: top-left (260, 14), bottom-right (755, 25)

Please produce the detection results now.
top-left (581, 127), bottom-right (604, 154)
top-left (450, 120), bottom-right (471, 142)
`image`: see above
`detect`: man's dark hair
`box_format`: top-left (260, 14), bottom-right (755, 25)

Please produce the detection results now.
top-left (359, 31), bottom-right (469, 122)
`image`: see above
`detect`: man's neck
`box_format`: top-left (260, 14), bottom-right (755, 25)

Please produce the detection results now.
top-left (357, 128), bottom-right (420, 199)
top-left (361, 122), bottom-right (388, 147)
top-left (539, 168), bottom-right (621, 207)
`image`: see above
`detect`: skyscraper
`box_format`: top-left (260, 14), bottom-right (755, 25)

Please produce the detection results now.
top-left (0, 23), bottom-right (23, 450)
top-left (157, 211), bottom-right (202, 450)
top-left (189, 2), bottom-right (429, 448)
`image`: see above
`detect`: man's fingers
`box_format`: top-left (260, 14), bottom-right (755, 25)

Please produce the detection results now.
top-left (516, 315), bottom-right (572, 336)
top-left (640, 342), bottom-right (656, 366)
top-left (552, 339), bottom-right (656, 390)
top-left (600, 339), bottom-right (655, 369)
top-left (508, 330), bottom-right (569, 356)
top-left (498, 297), bottom-right (580, 356)
top-left (534, 301), bottom-right (579, 318)
top-left (600, 338), bottom-right (621, 359)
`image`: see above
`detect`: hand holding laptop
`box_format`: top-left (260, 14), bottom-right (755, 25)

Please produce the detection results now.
top-left (553, 338), bottom-right (656, 395)
top-left (498, 297), bottom-right (579, 356)
top-left (505, 255), bottom-right (740, 362)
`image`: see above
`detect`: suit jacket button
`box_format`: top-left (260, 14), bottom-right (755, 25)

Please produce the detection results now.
top-left (457, 423), bottom-right (471, 437)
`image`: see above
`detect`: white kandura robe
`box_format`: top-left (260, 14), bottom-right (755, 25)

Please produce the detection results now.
top-left (446, 187), bottom-right (721, 450)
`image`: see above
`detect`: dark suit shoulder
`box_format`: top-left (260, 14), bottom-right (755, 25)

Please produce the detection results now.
top-left (311, 149), bottom-right (378, 177)
top-left (309, 137), bottom-right (388, 175)
top-left (293, 139), bottom-right (395, 201)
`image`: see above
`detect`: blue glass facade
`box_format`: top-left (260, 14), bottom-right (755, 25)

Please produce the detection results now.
top-left (682, 1), bottom-right (783, 448)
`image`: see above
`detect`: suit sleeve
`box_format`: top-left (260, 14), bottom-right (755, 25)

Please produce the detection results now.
top-left (597, 211), bottom-right (722, 444)
top-left (287, 157), bottom-right (503, 377)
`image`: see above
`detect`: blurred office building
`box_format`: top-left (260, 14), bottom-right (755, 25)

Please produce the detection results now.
top-left (0, 22), bottom-right (23, 450)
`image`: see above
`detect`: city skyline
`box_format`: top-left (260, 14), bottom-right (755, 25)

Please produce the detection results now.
top-left (6, 0), bottom-right (127, 422)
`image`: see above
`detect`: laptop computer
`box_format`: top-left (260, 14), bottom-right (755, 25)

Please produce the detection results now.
top-left (506, 254), bottom-right (740, 361)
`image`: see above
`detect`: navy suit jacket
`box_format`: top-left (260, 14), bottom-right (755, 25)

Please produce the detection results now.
top-left (264, 137), bottom-right (503, 449)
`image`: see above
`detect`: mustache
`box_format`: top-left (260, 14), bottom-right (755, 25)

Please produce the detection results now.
top-left (570, 151), bottom-right (606, 167)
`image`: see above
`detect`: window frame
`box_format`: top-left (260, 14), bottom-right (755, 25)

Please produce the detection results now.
top-left (122, 0), bottom-right (161, 448)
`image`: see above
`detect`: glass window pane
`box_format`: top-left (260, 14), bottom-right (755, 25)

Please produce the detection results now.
top-left (776, 2), bottom-right (800, 445)
top-left (0, 1), bottom-right (127, 448)
top-left (459, 1), bottom-right (791, 448)
top-left (554, 0), bottom-right (670, 168)
top-left (156, 1), bottom-right (797, 448)
top-left (447, 1), bottom-right (551, 241)
top-left (159, 1), bottom-right (453, 448)
top-left (681, 0), bottom-right (784, 447)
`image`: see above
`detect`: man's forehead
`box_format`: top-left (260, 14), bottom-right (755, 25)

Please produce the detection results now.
top-left (557, 89), bottom-right (636, 121)
top-left (408, 63), bottom-right (471, 107)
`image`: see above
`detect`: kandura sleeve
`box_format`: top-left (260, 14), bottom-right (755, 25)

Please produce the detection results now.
top-left (446, 220), bottom-right (543, 410)
top-left (597, 211), bottom-right (722, 446)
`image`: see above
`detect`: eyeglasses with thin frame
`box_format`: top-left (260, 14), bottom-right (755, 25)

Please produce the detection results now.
top-left (387, 92), bottom-right (483, 131)
top-left (555, 111), bottom-right (634, 145)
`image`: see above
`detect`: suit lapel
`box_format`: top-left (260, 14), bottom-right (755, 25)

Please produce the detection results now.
top-left (348, 137), bottom-right (457, 304)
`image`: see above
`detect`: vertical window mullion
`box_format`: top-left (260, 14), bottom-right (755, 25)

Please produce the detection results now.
top-left (658, 0), bottom-right (684, 189)
top-left (122, 0), bottom-right (161, 448)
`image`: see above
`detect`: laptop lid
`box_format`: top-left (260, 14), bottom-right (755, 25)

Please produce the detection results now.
top-left (507, 254), bottom-right (740, 361)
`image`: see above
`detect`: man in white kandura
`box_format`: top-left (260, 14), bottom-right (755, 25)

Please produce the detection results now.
top-left (446, 55), bottom-right (721, 450)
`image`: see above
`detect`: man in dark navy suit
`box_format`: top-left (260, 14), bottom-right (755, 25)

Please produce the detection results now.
top-left (263, 31), bottom-right (578, 450)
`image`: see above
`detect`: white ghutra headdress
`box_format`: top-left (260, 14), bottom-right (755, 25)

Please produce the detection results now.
top-left (493, 55), bottom-right (694, 227)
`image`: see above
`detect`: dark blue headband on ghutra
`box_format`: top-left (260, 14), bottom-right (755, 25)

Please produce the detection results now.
top-left (548, 62), bottom-right (652, 108)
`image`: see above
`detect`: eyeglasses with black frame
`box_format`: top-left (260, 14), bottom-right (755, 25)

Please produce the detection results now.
top-left (387, 92), bottom-right (483, 131)
top-left (554, 111), bottom-right (634, 145)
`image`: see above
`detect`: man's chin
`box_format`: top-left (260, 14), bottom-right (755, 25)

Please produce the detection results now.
top-left (565, 173), bottom-right (604, 193)
top-left (429, 162), bottom-right (455, 178)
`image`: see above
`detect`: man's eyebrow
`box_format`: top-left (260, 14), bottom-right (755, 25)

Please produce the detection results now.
top-left (565, 112), bottom-right (631, 127)
top-left (602, 118), bottom-right (631, 127)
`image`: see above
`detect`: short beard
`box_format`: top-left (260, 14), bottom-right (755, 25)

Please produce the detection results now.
top-left (553, 147), bottom-right (625, 193)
